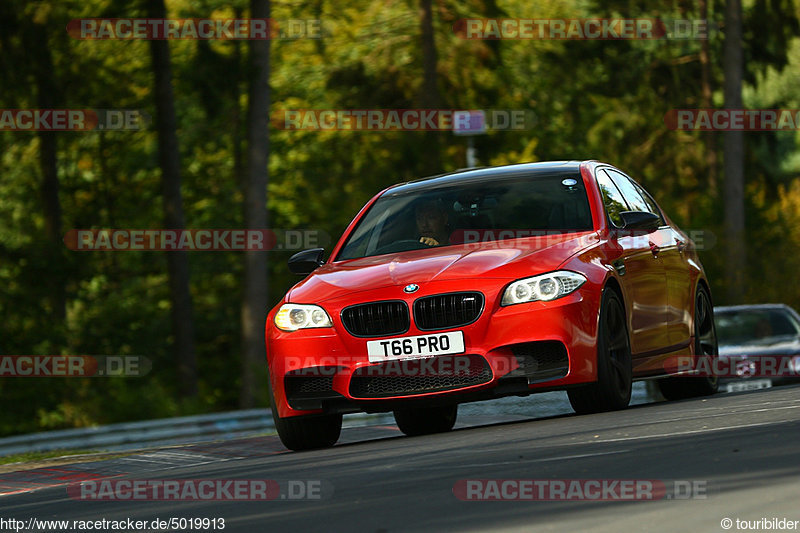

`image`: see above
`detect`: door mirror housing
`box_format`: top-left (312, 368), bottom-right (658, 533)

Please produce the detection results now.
top-left (619, 211), bottom-right (661, 233)
top-left (288, 248), bottom-right (325, 275)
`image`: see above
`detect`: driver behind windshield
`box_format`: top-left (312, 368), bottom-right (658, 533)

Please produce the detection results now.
top-left (415, 199), bottom-right (450, 247)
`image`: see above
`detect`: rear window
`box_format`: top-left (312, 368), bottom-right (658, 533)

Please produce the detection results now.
top-left (337, 173), bottom-right (594, 260)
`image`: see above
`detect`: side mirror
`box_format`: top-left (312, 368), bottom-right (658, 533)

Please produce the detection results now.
top-left (288, 248), bottom-right (325, 275)
top-left (619, 211), bottom-right (661, 233)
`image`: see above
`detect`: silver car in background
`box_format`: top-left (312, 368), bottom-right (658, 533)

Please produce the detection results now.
top-left (714, 304), bottom-right (800, 392)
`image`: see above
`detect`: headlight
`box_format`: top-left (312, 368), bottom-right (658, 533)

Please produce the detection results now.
top-left (501, 271), bottom-right (586, 306)
top-left (274, 304), bottom-right (333, 331)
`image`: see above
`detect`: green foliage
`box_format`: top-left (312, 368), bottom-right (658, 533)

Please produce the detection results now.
top-left (0, 0), bottom-right (799, 436)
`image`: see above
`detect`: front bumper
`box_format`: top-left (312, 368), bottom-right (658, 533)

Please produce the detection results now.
top-left (266, 280), bottom-right (602, 418)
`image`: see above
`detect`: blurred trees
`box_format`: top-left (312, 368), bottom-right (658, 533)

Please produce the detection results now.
top-left (418, 0), bottom-right (443, 173)
top-left (723, 0), bottom-right (745, 302)
top-left (240, 0), bottom-right (271, 408)
top-left (147, 0), bottom-right (199, 397)
top-left (0, 0), bottom-right (799, 435)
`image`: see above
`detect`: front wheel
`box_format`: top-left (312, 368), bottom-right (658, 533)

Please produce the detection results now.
top-left (269, 385), bottom-right (342, 451)
top-left (657, 285), bottom-right (719, 400)
top-left (393, 404), bottom-right (458, 436)
top-left (568, 289), bottom-right (633, 414)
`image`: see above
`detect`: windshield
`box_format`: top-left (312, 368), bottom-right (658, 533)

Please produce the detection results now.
top-left (715, 308), bottom-right (800, 347)
top-left (336, 173), bottom-right (594, 260)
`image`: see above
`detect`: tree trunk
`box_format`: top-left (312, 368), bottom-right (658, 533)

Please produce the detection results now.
top-left (25, 15), bottom-right (66, 321)
top-left (36, 92), bottom-right (65, 321)
top-left (699, 0), bottom-right (718, 195)
top-left (723, 0), bottom-right (745, 303)
top-left (147, 0), bottom-right (198, 397)
top-left (232, 8), bottom-right (245, 195)
top-left (419, 0), bottom-right (442, 174)
top-left (240, 0), bottom-right (271, 408)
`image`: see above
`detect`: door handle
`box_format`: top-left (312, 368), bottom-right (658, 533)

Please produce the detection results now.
top-left (649, 241), bottom-right (660, 257)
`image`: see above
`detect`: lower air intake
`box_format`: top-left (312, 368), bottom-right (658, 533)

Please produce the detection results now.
top-left (349, 354), bottom-right (492, 399)
top-left (508, 341), bottom-right (569, 383)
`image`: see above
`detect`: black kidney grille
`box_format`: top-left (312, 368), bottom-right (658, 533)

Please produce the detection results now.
top-left (348, 354), bottom-right (492, 398)
top-left (413, 292), bottom-right (484, 330)
top-left (341, 301), bottom-right (410, 337)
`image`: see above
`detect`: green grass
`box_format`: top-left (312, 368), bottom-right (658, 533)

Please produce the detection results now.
top-left (0, 449), bottom-right (130, 466)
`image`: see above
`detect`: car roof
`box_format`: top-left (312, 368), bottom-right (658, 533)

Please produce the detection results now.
top-left (382, 161), bottom-right (587, 196)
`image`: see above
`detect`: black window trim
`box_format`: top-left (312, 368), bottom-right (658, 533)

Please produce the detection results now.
top-left (334, 172), bottom-right (595, 261)
top-left (595, 168), bottom-right (631, 229)
top-left (598, 166), bottom-right (668, 229)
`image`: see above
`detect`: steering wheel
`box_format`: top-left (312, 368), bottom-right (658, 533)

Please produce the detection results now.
top-left (373, 239), bottom-right (430, 255)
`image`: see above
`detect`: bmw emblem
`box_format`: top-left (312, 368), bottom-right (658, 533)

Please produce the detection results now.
top-left (404, 284), bottom-right (419, 294)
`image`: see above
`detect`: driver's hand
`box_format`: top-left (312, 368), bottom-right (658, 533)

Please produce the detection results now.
top-left (419, 237), bottom-right (440, 246)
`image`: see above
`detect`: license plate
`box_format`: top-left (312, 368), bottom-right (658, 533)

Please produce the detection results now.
top-left (366, 331), bottom-right (465, 363)
top-left (725, 379), bottom-right (772, 393)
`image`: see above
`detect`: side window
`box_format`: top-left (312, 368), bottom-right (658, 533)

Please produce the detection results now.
top-left (607, 170), bottom-right (665, 225)
top-left (605, 170), bottom-right (650, 213)
top-left (596, 170), bottom-right (629, 228)
top-left (632, 183), bottom-right (665, 224)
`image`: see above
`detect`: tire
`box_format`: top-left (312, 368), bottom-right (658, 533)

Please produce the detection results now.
top-left (657, 285), bottom-right (719, 400)
top-left (568, 288), bottom-right (633, 414)
top-left (393, 404), bottom-right (458, 436)
top-left (269, 385), bottom-right (342, 451)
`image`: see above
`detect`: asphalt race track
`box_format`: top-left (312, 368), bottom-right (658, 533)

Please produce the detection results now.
top-left (2, 384), bottom-right (799, 532)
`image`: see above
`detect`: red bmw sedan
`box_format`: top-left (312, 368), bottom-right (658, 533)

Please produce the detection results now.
top-left (265, 161), bottom-right (718, 450)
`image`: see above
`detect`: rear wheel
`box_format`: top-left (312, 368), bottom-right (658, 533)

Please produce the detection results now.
top-left (568, 289), bottom-right (632, 414)
top-left (393, 404), bottom-right (458, 436)
top-left (269, 385), bottom-right (342, 451)
top-left (657, 285), bottom-right (719, 400)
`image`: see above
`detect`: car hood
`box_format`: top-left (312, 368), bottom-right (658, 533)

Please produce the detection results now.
top-left (719, 338), bottom-right (800, 357)
top-left (287, 231), bottom-right (598, 303)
